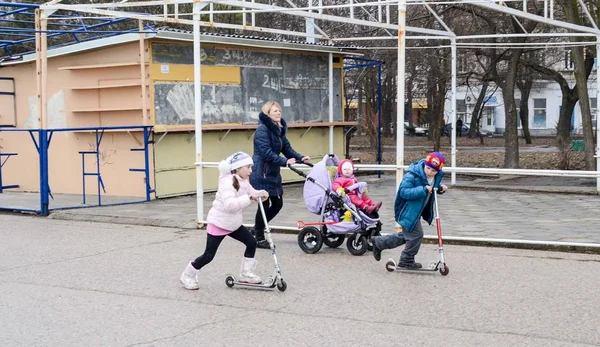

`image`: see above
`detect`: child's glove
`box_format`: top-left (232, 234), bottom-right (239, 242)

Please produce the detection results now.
top-left (336, 187), bottom-right (346, 197)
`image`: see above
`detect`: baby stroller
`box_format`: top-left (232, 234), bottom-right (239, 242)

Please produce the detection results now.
top-left (288, 154), bottom-right (382, 256)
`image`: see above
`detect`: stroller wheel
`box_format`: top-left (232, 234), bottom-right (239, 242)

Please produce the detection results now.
top-left (346, 233), bottom-right (368, 256)
top-left (297, 226), bottom-right (323, 254)
top-left (323, 234), bottom-right (345, 248)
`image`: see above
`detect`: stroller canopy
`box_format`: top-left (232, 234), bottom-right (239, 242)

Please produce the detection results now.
top-left (303, 155), bottom-right (339, 214)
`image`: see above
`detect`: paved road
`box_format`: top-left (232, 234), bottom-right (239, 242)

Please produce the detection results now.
top-left (0, 215), bottom-right (599, 346)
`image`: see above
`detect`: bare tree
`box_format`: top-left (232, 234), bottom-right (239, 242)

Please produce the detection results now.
top-left (562, 0), bottom-right (597, 170)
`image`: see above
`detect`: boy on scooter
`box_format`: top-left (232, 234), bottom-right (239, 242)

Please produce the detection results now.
top-left (371, 152), bottom-right (448, 268)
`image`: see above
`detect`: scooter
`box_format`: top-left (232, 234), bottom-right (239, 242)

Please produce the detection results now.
top-left (385, 188), bottom-right (449, 276)
top-left (225, 197), bottom-right (287, 291)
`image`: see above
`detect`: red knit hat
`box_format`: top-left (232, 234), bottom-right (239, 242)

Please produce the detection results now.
top-left (424, 152), bottom-right (446, 171)
top-left (337, 159), bottom-right (354, 175)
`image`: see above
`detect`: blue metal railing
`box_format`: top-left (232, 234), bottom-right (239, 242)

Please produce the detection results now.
top-left (0, 125), bottom-right (154, 216)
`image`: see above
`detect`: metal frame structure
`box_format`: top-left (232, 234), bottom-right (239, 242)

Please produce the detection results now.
top-left (0, 2), bottom-right (156, 59)
top-left (1, 0), bottom-right (597, 225)
top-left (0, 125), bottom-right (153, 215)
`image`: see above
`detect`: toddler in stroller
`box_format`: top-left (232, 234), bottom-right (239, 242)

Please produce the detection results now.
top-left (288, 154), bottom-right (382, 256)
top-left (333, 159), bottom-right (382, 215)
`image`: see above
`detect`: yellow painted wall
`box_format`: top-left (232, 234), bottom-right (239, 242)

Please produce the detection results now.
top-left (1, 38), bottom-right (349, 200)
top-left (0, 42), bottom-right (154, 197)
top-left (154, 127), bottom-right (345, 197)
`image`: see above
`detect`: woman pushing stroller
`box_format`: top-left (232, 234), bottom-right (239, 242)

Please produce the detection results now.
top-left (250, 101), bottom-right (310, 248)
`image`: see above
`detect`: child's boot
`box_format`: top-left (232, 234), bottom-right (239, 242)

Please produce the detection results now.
top-left (254, 229), bottom-right (270, 249)
top-left (180, 262), bottom-right (200, 290)
top-left (239, 257), bottom-right (262, 284)
top-left (365, 205), bottom-right (376, 214)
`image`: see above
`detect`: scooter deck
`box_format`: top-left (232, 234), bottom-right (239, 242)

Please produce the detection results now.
top-left (225, 275), bottom-right (287, 291)
top-left (385, 259), bottom-right (449, 276)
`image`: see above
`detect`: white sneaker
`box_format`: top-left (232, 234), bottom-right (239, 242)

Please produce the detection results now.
top-left (180, 262), bottom-right (199, 290)
top-left (239, 257), bottom-right (262, 284)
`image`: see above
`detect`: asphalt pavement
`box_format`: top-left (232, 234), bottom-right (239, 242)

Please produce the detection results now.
top-left (1, 215), bottom-right (599, 347)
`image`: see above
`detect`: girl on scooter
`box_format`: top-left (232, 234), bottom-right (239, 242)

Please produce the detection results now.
top-left (180, 151), bottom-right (268, 290)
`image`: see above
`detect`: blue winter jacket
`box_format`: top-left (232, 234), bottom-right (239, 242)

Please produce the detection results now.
top-left (394, 160), bottom-right (445, 232)
top-left (250, 112), bottom-right (304, 197)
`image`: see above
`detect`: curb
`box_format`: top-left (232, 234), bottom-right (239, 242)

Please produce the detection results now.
top-left (47, 213), bottom-right (600, 255)
top-left (48, 212), bottom-right (198, 229)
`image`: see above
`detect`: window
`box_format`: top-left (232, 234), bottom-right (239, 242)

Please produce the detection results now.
top-left (515, 98), bottom-right (521, 128)
top-left (483, 107), bottom-right (494, 126)
top-left (0, 77), bottom-right (17, 127)
top-left (533, 98), bottom-right (546, 128)
top-left (564, 50), bottom-right (574, 70)
top-left (457, 99), bottom-right (466, 123)
top-left (592, 98), bottom-right (597, 128)
top-left (458, 55), bottom-right (468, 73)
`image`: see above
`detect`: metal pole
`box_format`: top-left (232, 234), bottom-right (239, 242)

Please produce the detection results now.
top-left (193, 1), bottom-right (204, 226)
top-left (40, 13), bottom-right (48, 130)
top-left (144, 127), bottom-right (151, 201)
top-left (396, 0), bottom-right (406, 189)
top-left (596, 39), bottom-right (600, 193)
top-left (139, 20), bottom-right (148, 126)
top-left (39, 130), bottom-right (49, 215)
top-left (329, 52), bottom-right (334, 154)
top-left (96, 130), bottom-right (101, 206)
top-left (451, 38), bottom-right (457, 185)
top-left (377, 63), bottom-right (382, 178)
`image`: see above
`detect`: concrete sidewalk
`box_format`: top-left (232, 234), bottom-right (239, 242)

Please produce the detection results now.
top-left (39, 174), bottom-right (600, 251)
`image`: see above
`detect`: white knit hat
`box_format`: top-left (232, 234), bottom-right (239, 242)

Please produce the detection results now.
top-left (218, 151), bottom-right (254, 174)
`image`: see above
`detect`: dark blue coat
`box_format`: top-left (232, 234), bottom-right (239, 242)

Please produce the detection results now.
top-left (250, 112), bottom-right (303, 197)
top-left (394, 160), bottom-right (445, 232)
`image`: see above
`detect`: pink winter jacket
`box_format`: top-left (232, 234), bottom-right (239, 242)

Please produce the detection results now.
top-left (206, 173), bottom-right (259, 231)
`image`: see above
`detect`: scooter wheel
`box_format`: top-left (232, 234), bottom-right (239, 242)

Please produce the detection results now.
top-left (385, 260), bottom-right (396, 272)
top-left (225, 276), bottom-right (235, 288)
top-left (439, 264), bottom-right (449, 276)
top-left (277, 279), bottom-right (287, 292)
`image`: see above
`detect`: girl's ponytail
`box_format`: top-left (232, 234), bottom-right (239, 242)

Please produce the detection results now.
top-left (232, 174), bottom-right (240, 191)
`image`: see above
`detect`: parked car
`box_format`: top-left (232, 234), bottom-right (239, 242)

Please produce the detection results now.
top-left (442, 123), bottom-right (493, 137)
top-left (404, 122), bottom-right (429, 136)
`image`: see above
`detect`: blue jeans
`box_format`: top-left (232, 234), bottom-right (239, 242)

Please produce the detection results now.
top-left (373, 221), bottom-right (423, 264)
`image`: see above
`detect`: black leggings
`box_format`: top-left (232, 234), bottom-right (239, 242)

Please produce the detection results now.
top-left (191, 225), bottom-right (256, 270)
top-left (254, 196), bottom-right (283, 238)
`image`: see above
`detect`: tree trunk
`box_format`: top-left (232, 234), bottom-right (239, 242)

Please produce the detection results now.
top-left (556, 91), bottom-right (579, 169)
top-left (357, 87), bottom-right (363, 135)
top-left (516, 79), bottom-right (533, 144)
top-left (564, 0), bottom-right (596, 170)
top-left (501, 50), bottom-right (523, 168)
top-left (427, 73), bottom-right (446, 152)
top-left (469, 82), bottom-right (489, 138)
